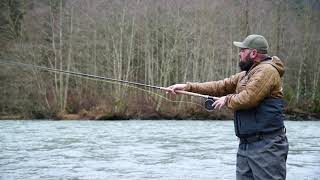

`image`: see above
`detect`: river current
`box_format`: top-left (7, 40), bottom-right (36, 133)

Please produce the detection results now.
top-left (0, 120), bottom-right (319, 180)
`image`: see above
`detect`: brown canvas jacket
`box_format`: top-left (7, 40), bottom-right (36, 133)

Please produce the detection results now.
top-left (185, 56), bottom-right (285, 111)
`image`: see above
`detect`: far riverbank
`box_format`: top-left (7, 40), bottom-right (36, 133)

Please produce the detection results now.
top-left (1, 108), bottom-right (319, 121)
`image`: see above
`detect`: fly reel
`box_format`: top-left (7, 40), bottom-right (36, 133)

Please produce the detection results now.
top-left (203, 97), bottom-right (215, 112)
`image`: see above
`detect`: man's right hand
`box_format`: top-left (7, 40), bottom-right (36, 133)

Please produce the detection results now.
top-left (163, 84), bottom-right (188, 95)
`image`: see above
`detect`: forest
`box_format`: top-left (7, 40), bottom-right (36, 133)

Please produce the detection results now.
top-left (0, 0), bottom-right (319, 120)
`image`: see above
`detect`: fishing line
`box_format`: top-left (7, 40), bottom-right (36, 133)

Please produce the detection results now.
top-left (0, 59), bottom-right (216, 111)
top-left (80, 75), bottom-right (205, 109)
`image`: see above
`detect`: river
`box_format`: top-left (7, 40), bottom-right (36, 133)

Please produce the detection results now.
top-left (0, 120), bottom-right (319, 180)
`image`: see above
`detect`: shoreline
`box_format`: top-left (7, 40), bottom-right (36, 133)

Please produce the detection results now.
top-left (1, 111), bottom-right (319, 121)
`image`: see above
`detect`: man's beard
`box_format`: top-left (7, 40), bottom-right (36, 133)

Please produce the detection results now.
top-left (239, 58), bottom-right (254, 71)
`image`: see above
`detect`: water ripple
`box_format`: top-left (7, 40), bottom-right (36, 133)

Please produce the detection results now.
top-left (0, 120), bottom-right (319, 180)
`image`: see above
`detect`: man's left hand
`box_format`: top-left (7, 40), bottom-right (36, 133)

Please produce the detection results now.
top-left (212, 96), bottom-right (227, 110)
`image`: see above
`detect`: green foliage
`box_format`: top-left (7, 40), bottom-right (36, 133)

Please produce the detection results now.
top-left (312, 98), bottom-right (320, 113)
top-left (283, 84), bottom-right (295, 105)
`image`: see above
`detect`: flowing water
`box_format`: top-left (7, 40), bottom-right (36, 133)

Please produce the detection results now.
top-left (0, 120), bottom-right (319, 180)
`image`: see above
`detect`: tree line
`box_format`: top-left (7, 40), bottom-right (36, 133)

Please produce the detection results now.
top-left (0, 0), bottom-right (319, 119)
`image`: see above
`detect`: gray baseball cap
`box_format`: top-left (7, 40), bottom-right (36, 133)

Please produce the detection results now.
top-left (233, 34), bottom-right (269, 53)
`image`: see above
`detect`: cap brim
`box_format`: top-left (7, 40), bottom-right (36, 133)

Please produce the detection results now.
top-left (233, 41), bottom-right (248, 49)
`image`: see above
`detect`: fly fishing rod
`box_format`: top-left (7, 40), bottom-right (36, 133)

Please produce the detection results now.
top-left (0, 59), bottom-right (217, 111)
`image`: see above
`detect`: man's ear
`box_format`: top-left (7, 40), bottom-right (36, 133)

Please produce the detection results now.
top-left (250, 49), bottom-right (257, 58)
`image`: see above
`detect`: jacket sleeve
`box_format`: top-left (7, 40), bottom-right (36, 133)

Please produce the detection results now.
top-left (184, 72), bottom-right (243, 97)
top-left (225, 65), bottom-right (278, 110)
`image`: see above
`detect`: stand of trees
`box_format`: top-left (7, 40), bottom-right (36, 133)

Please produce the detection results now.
top-left (0, 0), bottom-right (319, 119)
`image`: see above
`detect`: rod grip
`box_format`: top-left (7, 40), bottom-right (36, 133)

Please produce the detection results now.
top-left (160, 87), bottom-right (218, 100)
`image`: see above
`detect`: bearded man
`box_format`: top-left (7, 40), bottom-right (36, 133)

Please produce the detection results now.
top-left (166, 34), bottom-right (289, 180)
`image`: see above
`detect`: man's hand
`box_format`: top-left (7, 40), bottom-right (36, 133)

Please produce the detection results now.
top-left (164, 84), bottom-right (187, 95)
top-left (212, 96), bottom-right (227, 110)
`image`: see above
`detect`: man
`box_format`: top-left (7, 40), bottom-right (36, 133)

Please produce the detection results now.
top-left (166, 34), bottom-right (289, 180)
